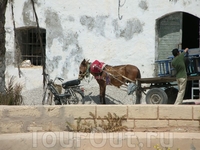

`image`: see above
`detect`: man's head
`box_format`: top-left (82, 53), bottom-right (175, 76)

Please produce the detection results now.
top-left (172, 48), bottom-right (179, 57)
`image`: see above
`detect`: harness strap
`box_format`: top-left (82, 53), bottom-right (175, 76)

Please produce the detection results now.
top-left (85, 63), bottom-right (91, 77)
top-left (104, 66), bottom-right (136, 83)
top-left (82, 62), bottom-right (135, 87)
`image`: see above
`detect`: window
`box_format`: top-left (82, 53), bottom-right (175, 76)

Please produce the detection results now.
top-left (16, 27), bottom-right (46, 66)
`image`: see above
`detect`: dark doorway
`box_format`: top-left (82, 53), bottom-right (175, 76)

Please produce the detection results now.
top-left (182, 13), bottom-right (199, 49)
top-left (156, 12), bottom-right (200, 60)
top-left (182, 13), bottom-right (200, 100)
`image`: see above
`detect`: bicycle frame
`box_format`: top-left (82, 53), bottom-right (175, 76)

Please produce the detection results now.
top-left (42, 74), bottom-right (84, 105)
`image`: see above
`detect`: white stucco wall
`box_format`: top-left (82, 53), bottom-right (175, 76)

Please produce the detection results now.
top-left (4, 0), bottom-right (200, 104)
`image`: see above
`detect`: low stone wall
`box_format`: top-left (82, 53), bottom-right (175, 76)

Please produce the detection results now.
top-left (0, 105), bottom-right (200, 133)
top-left (1, 132), bottom-right (200, 150)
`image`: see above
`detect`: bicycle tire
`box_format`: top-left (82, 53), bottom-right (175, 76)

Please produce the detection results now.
top-left (42, 87), bottom-right (53, 105)
top-left (42, 86), bottom-right (48, 105)
top-left (68, 90), bottom-right (85, 104)
top-left (47, 90), bottom-right (53, 105)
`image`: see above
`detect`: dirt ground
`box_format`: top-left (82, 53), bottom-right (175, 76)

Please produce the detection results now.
top-left (22, 76), bottom-right (199, 105)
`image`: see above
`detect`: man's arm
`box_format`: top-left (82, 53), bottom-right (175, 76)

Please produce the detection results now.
top-left (184, 48), bottom-right (189, 53)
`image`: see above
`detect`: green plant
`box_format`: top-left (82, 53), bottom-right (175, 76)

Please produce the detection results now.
top-left (98, 112), bottom-right (127, 132)
top-left (66, 112), bottom-right (127, 133)
top-left (153, 144), bottom-right (180, 150)
top-left (0, 76), bottom-right (23, 105)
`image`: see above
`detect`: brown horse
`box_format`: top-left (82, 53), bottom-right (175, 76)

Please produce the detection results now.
top-left (78, 59), bottom-right (141, 104)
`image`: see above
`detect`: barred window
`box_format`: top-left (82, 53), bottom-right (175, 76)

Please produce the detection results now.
top-left (16, 27), bottom-right (46, 66)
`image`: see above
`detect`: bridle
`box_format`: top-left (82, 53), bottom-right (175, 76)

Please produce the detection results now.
top-left (79, 63), bottom-right (91, 80)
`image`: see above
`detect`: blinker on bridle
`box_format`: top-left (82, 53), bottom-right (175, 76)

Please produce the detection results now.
top-left (79, 63), bottom-right (90, 80)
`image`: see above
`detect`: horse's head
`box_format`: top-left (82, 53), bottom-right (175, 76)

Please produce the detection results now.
top-left (78, 59), bottom-right (90, 80)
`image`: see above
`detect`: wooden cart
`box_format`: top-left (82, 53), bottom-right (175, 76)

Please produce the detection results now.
top-left (138, 48), bottom-right (200, 104)
top-left (137, 76), bottom-right (200, 104)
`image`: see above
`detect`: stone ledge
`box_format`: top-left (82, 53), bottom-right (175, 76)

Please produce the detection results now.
top-left (128, 105), bottom-right (158, 119)
top-left (158, 105), bottom-right (193, 120)
top-left (0, 105), bottom-right (199, 133)
top-left (0, 132), bottom-right (200, 150)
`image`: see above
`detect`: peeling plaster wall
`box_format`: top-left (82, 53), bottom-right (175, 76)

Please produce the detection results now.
top-left (4, 0), bottom-right (200, 104)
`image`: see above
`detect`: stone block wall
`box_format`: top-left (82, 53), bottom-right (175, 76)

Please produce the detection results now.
top-left (0, 105), bottom-right (200, 133)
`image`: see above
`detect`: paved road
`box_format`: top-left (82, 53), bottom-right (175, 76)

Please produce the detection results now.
top-left (22, 77), bottom-right (199, 105)
top-left (22, 78), bottom-right (146, 105)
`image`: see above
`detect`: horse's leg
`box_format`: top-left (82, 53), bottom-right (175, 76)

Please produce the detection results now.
top-left (99, 84), bottom-right (106, 104)
top-left (135, 89), bottom-right (141, 104)
top-left (102, 85), bottom-right (106, 104)
top-left (98, 80), bottom-right (106, 104)
top-left (99, 84), bottom-right (103, 104)
top-left (135, 80), bottom-right (142, 104)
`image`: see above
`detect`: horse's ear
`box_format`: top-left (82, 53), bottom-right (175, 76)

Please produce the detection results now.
top-left (82, 59), bottom-right (86, 64)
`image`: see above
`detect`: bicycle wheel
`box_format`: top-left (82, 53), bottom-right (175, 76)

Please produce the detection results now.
top-left (68, 90), bottom-right (85, 104)
top-left (42, 86), bottom-right (48, 105)
top-left (47, 90), bottom-right (53, 105)
top-left (42, 87), bottom-right (53, 105)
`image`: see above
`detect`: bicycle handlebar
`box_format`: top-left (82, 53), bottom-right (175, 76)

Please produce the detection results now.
top-left (57, 77), bottom-right (64, 82)
top-left (43, 73), bottom-right (64, 83)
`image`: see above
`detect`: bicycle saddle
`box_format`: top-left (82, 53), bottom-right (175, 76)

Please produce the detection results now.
top-left (62, 79), bottom-right (80, 88)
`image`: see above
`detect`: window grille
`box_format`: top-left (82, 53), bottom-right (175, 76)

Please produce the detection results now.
top-left (16, 27), bottom-right (46, 66)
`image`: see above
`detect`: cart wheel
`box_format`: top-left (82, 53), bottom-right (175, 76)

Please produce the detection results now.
top-left (146, 88), bottom-right (168, 104)
top-left (164, 87), bottom-right (178, 104)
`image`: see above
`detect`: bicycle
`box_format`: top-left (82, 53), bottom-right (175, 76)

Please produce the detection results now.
top-left (42, 74), bottom-right (85, 105)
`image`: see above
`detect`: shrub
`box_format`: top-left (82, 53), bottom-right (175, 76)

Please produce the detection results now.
top-left (0, 76), bottom-right (23, 105)
top-left (66, 112), bottom-right (127, 133)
